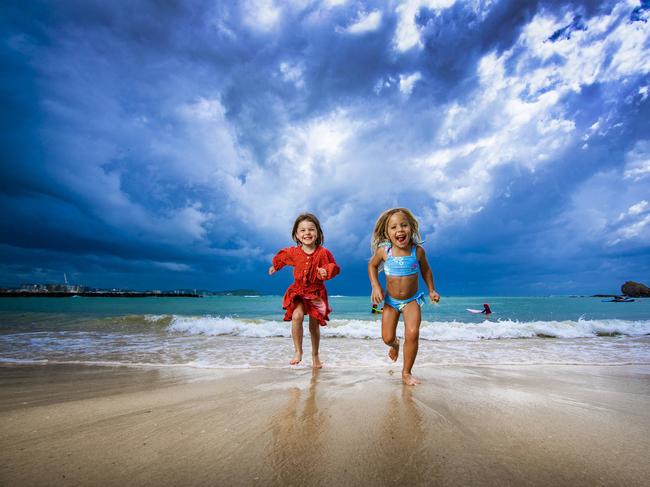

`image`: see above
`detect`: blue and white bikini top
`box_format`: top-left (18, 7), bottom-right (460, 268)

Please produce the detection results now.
top-left (384, 245), bottom-right (419, 276)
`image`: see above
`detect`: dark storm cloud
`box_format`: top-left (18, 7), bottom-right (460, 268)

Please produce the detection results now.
top-left (547, 15), bottom-right (587, 42)
top-left (1, 0), bottom-right (649, 294)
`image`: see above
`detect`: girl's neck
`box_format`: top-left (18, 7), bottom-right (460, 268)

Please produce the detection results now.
top-left (301, 243), bottom-right (317, 254)
top-left (390, 242), bottom-right (413, 256)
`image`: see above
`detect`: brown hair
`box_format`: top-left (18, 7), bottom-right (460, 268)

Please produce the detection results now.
top-left (371, 207), bottom-right (422, 253)
top-left (292, 213), bottom-right (324, 246)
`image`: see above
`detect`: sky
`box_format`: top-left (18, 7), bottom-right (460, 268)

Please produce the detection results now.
top-left (1, 0), bottom-right (649, 296)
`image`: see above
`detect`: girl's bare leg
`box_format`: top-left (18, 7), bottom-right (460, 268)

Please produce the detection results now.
top-left (381, 305), bottom-right (400, 362)
top-left (401, 301), bottom-right (422, 385)
top-left (308, 317), bottom-right (322, 369)
top-left (290, 302), bottom-right (305, 365)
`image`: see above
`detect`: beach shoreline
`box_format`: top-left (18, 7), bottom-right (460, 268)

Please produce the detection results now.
top-left (1, 363), bottom-right (649, 486)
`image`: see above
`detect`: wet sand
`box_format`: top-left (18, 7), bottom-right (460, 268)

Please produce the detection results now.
top-left (1, 364), bottom-right (649, 486)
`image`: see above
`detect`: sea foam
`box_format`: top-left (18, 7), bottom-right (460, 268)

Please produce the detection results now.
top-left (168, 315), bottom-right (290, 338)
top-left (166, 316), bottom-right (650, 341)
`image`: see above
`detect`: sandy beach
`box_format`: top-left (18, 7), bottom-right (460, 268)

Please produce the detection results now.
top-left (1, 364), bottom-right (649, 486)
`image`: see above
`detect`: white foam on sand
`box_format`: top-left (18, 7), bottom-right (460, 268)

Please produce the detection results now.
top-left (2, 316), bottom-right (649, 370)
top-left (167, 316), bottom-right (650, 341)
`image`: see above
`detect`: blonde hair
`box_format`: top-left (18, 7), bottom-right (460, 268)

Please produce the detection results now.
top-left (371, 207), bottom-right (422, 254)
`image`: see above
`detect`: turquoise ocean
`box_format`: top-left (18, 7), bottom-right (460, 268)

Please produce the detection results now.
top-left (1, 295), bottom-right (649, 369)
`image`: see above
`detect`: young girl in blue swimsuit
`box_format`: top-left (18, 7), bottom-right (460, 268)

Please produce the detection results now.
top-left (368, 208), bottom-right (440, 386)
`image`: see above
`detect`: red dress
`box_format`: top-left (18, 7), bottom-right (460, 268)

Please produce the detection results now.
top-left (272, 246), bottom-right (340, 325)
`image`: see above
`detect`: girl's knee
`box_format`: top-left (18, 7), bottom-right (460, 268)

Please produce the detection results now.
top-left (382, 333), bottom-right (396, 345)
top-left (292, 308), bottom-right (304, 322)
top-left (404, 327), bottom-right (419, 342)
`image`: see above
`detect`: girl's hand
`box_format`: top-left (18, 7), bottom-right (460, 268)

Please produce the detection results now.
top-left (268, 266), bottom-right (276, 276)
top-left (430, 290), bottom-right (440, 303)
top-left (317, 267), bottom-right (327, 279)
top-left (371, 286), bottom-right (384, 305)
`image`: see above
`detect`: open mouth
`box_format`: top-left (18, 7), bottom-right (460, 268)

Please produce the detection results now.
top-left (395, 234), bottom-right (407, 244)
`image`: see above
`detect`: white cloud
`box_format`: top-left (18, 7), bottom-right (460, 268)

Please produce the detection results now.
top-left (373, 75), bottom-right (398, 94)
top-left (241, 0), bottom-right (281, 31)
top-left (279, 61), bottom-right (305, 89)
top-left (609, 200), bottom-right (650, 245)
top-left (163, 204), bottom-right (212, 243)
top-left (639, 86), bottom-right (649, 102)
top-left (626, 200), bottom-right (648, 216)
top-left (550, 166), bottom-right (650, 252)
top-left (398, 71), bottom-right (422, 95)
top-left (345, 10), bottom-right (382, 34)
top-left (180, 97), bottom-right (225, 121)
top-left (623, 140), bottom-right (650, 181)
top-left (621, 214), bottom-right (650, 234)
top-left (279, 110), bottom-right (353, 168)
top-left (154, 261), bottom-right (193, 271)
top-left (394, 0), bottom-right (456, 51)
top-left (170, 96), bottom-right (251, 179)
top-left (225, 110), bottom-right (359, 238)
top-left (223, 3), bottom-right (649, 256)
top-left (410, 5), bottom-right (649, 228)
top-left (521, 4), bottom-right (650, 89)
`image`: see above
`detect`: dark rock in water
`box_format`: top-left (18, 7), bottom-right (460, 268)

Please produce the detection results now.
top-left (621, 281), bottom-right (650, 297)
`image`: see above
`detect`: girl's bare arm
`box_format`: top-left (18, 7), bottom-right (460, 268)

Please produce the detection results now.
top-left (417, 247), bottom-right (440, 302)
top-left (368, 250), bottom-right (386, 304)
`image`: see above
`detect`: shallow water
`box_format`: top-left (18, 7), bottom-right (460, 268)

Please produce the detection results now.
top-left (1, 296), bottom-right (648, 369)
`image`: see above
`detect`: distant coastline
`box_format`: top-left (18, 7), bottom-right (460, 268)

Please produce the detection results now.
top-left (0, 291), bottom-right (201, 298)
top-left (204, 289), bottom-right (261, 296)
top-left (0, 287), bottom-right (261, 298)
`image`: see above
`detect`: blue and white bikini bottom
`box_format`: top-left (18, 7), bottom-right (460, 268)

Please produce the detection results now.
top-left (384, 291), bottom-right (425, 312)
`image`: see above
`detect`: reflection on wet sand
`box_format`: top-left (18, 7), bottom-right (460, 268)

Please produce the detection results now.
top-left (268, 369), bottom-right (325, 485)
top-left (364, 384), bottom-right (433, 484)
top-left (4, 366), bottom-right (648, 486)
top-left (265, 371), bottom-right (447, 484)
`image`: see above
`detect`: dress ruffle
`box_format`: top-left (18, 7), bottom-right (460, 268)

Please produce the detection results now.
top-left (282, 283), bottom-right (331, 326)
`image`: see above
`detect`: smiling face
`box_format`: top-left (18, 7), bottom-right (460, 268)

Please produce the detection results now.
top-left (386, 211), bottom-right (412, 249)
top-left (294, 219), bottom-right (319, 248)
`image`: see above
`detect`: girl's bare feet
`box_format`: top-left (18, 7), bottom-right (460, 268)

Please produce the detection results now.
top-left (388, 338), bottom-right (400, 362)
top-left (402, 372), bottom-right (421, 386)
top-left (312, 354), bottom-right (323, 369)
top-left (290, 352), bottom-right (302, 365)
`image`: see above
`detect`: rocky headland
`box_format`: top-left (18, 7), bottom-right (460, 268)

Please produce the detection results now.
top-left (621, 281), bottom-right (650, 297)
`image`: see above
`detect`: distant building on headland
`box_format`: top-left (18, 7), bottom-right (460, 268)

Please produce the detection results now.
top-left (0, 281), bottom-right (257, 298)
top-left (15, 282), bottom-right (88, 294)
top-left (1, 282), bottom-right (200, 298)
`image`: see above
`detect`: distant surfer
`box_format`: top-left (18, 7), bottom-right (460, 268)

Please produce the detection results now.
top-left (612, 296), bottom-right (634, 302)
top-left (467, 303), bottom-right (492, 315)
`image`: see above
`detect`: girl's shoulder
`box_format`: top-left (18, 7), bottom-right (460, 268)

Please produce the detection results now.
top-left (275, 245), bottom-right (301, 256)
top-left (372, 243), bottom-right (389, 259)
top-left (316, 245), bottom-right (335, 257)
top-left (415, 244), bottom-right (427, 258)
top-left (376, 241), bottom-right (391, 253)
top-left (276, 245), bottom-right (291, 252)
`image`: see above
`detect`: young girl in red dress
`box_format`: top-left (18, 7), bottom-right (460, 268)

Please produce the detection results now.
top-left (269, 213), bottom-right (340, 368)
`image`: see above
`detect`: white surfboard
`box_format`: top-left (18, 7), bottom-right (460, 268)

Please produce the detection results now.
top-left (466, 308), bottom-right (483, 314)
